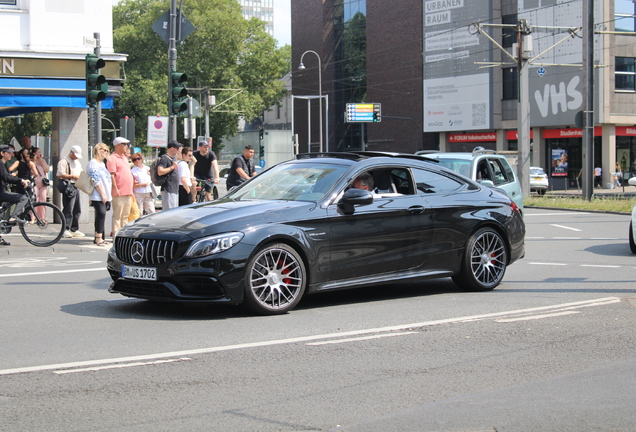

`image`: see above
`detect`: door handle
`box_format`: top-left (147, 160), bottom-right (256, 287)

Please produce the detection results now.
top-left (408, 206), bottom-right (426, 214)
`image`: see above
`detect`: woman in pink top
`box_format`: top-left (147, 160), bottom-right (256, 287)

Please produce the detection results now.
top-left (31, 147), bottom-right (50, 221)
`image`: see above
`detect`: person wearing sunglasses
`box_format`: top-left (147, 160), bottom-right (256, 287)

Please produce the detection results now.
top-left (131, 153), bottom-right (155, 216)
top-left (87, 143), bottom-right (113, 246)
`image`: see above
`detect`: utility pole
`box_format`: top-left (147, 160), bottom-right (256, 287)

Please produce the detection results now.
top-left (517, 20), bottom-right (531, 198)
top-left (168, 0), bottom-right (178, 141)
top-left (582, 0), bottom-right (594, 201)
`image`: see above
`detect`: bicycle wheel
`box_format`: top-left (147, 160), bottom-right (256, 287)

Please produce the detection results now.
top-left (19, 202), bottom-right (66, 247)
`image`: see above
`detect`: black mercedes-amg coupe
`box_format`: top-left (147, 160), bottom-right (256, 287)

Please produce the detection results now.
top-left (107, 152), bottom-right (525, 315)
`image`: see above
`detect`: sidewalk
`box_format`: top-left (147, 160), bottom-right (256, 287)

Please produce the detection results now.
top-left (0, 207), bottom-right (111, 257)
top-left (543, 184), bottom-right (636, 198)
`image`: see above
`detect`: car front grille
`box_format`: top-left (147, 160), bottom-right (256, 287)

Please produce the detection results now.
top-left (115, 237), bottom-right (178, 265)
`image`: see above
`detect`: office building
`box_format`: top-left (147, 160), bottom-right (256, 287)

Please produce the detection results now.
top-left (292, 0), bottom-right (636, 189)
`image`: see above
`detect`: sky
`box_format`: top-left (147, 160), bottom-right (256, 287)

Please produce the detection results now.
top-left (111, 0), bottom-right (291, 47)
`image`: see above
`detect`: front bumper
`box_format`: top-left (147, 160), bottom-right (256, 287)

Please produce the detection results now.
top-left (106, 243), bottom-right (251, 304)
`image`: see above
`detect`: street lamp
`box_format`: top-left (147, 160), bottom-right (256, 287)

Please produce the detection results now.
top-left (298, 50), bottom-right (323, 153)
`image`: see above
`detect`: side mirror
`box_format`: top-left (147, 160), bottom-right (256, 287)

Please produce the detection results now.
top-left (479, 179), bottom-right (495, 188)
top-left (628, 177), bottom-right (636, 186)
top-left (338, 188), bottom-right (373, 214)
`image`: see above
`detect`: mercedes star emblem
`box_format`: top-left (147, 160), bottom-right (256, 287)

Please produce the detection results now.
top-left (131, 241), bottom-right (145, 263)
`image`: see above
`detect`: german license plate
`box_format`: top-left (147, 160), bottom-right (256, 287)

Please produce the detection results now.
top-left (122, 265), bottom-right (157, 281)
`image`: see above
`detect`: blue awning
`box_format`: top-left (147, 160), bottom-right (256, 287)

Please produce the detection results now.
top-left (0, 77), bottom-right (114, 117)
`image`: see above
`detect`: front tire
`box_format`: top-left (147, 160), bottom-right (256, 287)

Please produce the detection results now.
top-left (20, 202), bottom-right (66, 247)
top-left (243, 243), bottom-right (306, 315)
top-left (453, 227), bottom-right (507, 291)
top-left (212, 187), bottom-right (219, 200)
top-left (629, 222), bottom-right (636, 254)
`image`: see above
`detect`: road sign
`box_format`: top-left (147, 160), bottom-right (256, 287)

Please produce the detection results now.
top-left (147, 116), bottom-right (169, 148)
top-left (152, 10), bottom-right (195, 45)
top-left (537, 67), bottom-right (546, 77)
top-left (259, 159), bottom-right (266, 168)
top-left (346, 103), bottom-right (381, 123)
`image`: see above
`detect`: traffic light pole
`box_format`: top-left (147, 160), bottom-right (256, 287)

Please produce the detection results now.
top-left (168, 0), bottom-right (178, 141)
top-left (93, 32), bottom-right (102, 146)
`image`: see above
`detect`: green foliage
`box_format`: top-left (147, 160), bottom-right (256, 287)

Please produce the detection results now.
top-left (0, 112), bottom-right (52, 146)
top-left (110, 0), bottom-right (289, 153)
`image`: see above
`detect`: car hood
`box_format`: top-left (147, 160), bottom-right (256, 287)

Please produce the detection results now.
top-left (118, 199), bottom-right (318, 240)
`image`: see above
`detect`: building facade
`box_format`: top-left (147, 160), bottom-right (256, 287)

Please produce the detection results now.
top-left (291, 0), bottom-right (636, 189)
top-left (0, 0), bottom-right (126, 222)
top-left (238, 0), bottom-right (274, 36)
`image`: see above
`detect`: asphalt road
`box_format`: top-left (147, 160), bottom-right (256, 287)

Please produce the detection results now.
top-left (0, 209), bottom-right (635, 431)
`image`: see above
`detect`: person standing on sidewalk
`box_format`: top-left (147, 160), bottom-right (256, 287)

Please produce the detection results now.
top-left (178, 146), bottom-right (194, 206)
top-left (107, 137), bottom-right (134, 234)
top-left (131, 152), bottom-right (155, 216)
top-left (88, 143), bottom-right (113, 246)
top-left (57, 145), bottom-right (85, 238)
top-left (157, 140), bottom-right (182, 210)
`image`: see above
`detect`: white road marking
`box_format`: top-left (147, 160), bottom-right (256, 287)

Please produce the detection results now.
top-left (496, 311), bottom-right (580, 323)
top-left (529, 262), bottom-right (568, 266)
top-left (0, 268), bottom-right (106, 278)
top-left (0, 297), bottom-right (621, 377)
top-left (53, 358), bottom-right (192, 374)
top-left (306, 332), bottom-right (417, 346)
top-left (553, 237), bottom-right (581, 240)
top-left (591, 238), bottom-right (618, 240)
top-left (581, 264), bottom-right (621, 268)
top-left (551, 224), bottom-right (582, 232)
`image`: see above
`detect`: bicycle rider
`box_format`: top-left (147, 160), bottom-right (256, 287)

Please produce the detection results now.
top-left (1, 145), bottom-right (30, 245)
top-left (193, 140), bottom-right (220, 201)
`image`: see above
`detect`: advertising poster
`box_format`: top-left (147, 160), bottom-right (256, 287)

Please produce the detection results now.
top-left (551, 148), bottom-right (568, 177)
top-left (423, 0), bottom-right (492, 132)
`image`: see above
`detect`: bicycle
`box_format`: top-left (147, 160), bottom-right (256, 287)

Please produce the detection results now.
top-left (0, 182), bottom-right (66, 247)
top-left (195, 178), bottom-right (218, 202)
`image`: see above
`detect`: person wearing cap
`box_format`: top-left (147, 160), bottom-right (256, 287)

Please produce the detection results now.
top-left (0, 145), bottom-right (31, 245)
top-left (56, 145), bottom-right (85, 238)
top-left (108, 137), bottom-right (135, 233)
top-left (193, 140), bottom-right (220, 201)
top-left (157, 140), bottom-right (182, 210)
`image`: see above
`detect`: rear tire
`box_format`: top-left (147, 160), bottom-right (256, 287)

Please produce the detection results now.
top-left (629, 222), bottom-right (636, 254)
top-left (20, 202), bottom-right (66, 247)
top-left (243, 243), bottom-right (306, 315)
top-left (453, 227), bottom-right (507, 291)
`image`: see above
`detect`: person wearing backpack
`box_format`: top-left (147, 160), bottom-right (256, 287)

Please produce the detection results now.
top-left (157, 140), bottom-right (182, 210)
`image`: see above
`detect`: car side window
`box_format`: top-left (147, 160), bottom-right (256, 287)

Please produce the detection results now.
top-left (487, 159), bottom-right (510, 186)
top-left (476, 160), bottom-right (492, 182)
top-left (412, 168), bottom-right (464, 194)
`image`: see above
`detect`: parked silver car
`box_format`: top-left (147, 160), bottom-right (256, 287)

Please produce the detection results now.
top-left (530, 166), bottom-right (549, 195)
top-left (417, 147), bottom-right (524, 213)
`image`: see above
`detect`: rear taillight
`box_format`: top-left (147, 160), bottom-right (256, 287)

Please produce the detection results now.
top-left (510, 201), bottom-right (520, 213)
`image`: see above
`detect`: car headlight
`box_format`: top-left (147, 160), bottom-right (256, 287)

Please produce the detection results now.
top-left (185, 232), bottom-right (244, 258)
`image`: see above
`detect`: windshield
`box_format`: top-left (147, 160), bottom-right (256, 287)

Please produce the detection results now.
top-left (432, 158), bottom-right (472, 178)
top-left (227, 162), bottom-right (350, 202)
top-left (530, 168), bottom-right (545, 176)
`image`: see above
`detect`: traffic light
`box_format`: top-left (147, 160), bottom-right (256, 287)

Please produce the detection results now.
top-left (85, 54), bottom-right (107, 107)
top-left (169, 70), bottom-right (188, 115)
top-left (259, 126), bottom-right (264, 140)
top-left (259, 144), bottom-right (265, 158)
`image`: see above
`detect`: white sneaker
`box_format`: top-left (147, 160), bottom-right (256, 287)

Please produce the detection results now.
top-left (71, 230), bottom-right (86, 238)
top-left (63, 230), bottom-right (73, 238)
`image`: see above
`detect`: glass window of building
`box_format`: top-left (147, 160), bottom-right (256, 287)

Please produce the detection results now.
top-left (502, 14), bottom-right (517, 48)
top-left (615, 0), bottom-right (636, 32)
top-left (616, 57), bottom-right (636, 91)
top-left (502, 67), bottom-right (518, 100)
top-left (0, 0), bottom-right (17, 5)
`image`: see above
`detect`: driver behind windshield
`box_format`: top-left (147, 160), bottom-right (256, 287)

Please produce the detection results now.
top-left (352, 172), bottom-right (374, 191)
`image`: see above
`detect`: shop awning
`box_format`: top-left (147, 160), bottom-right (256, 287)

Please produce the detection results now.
top-left (0, 77), bottom-right (114, 117)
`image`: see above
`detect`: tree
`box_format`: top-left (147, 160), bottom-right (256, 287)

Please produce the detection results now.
top-left (0, 112), bottom-right (52, 147)
top-left (110, 0), bottom-right (289, 152)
